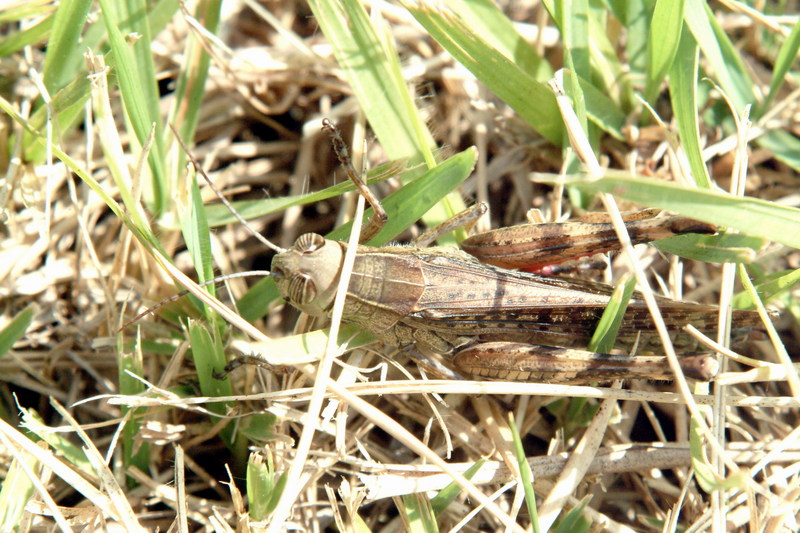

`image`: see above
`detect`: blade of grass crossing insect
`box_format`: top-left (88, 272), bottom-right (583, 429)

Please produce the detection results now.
top-left (588, 274), bottom-right (635, 354)
top-left (509, 416), bottom-right (540, 533)
top-left (654, 233), bottom-right (764, 264)
top-left (643, 0), bottom-right (685, 106)
top-left (204, 160), bottom-right (407, 227)
top-left (669, 29), bottom-right (712, 189)
top-left (329, 148), bottom-right (477, 245)
top-left (97, 0), bottom-right (169, 212)
top-left (554, 173), bottom-right (800, 250)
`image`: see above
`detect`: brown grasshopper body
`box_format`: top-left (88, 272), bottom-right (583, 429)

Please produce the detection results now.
top-left (271, 231), bottom-right (762, 384)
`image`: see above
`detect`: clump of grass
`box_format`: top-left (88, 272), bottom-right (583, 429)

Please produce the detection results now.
top-left (1, 0), bottom-right (799, 531)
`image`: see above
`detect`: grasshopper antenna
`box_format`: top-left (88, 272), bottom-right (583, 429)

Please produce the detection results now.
top-left (321, 119), bottom-right (387, 242)
top-left (169, 123), bottom-right (286, 254)
top-left (119, 270), bottom-right (272, 331)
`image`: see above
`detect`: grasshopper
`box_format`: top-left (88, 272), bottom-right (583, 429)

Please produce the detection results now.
top-left (266, 123), bottom-right (762, 384)
top-left (270, 219), bottom-right (760, 385)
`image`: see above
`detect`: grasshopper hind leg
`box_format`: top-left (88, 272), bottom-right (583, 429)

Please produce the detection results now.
top-left (450, 342), bottom-right (719, 385)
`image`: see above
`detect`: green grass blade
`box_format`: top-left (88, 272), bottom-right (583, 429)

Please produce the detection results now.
top-left (97, 0), bottom-right (169, 212)
top-left (0, 446), bottom-right (37, 531)
top-left (329, 148), bottom-right (477, 245)
top-left (179, 177), bottom-right (216, 297)
top-left (204, 160), bottom-right (407, 227)
top-left (732, 268), bottom-right (800, 309)
top-left (509, 416), bottom-right (539, 533)
top-left (654, 233), bottom-right (765, 264)
top-left (760, 17), bottom-right (800, 113)
top-left (0, 304), bottom-right (37, 359)
top-left (754, 129), bottom-right (800, 172)
top-left (169, 1), bottom-right (221, 170)
top-left (430, 459), bottom-right (485, 515)
top-left (401, 492), bottom-right (439, 533)
top-left (644, 0), bottom-right (685, 105)
top-left (0, 14), bottom-right (53, 56)
top-left (588, 274), bottom-right (635, 354)
top-left (669, 30), bottom-right (712, 188)
top-left (405, 3), bottom-right (564, 144)
top-left (308, 0), bottom-right (435, 163)
top-left (549, 172), bottom-right (800, 250)
top-left (445, 0), bottom-right (551, 79)
top-left (42, 0), bottom-right (94, 93)
top-left (187, 321), bottom-right (245, 458)
top-left (683, 0), bottom-right (755, 109)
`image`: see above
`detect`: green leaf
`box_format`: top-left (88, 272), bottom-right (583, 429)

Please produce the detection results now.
top-left (42, 0), bottom-right (94, 93)
top-left (97, 0), bottom-right (169, 212)
top-left (0, 304), bottom-right (37, 359)
top-left (401, 492), bottom-right (439, 533)
top-left (204, 160), bottom-right (406, 227)
top-left (669, 30), bottom-right (712, 188)
top-left (430, 459), bottom-right (485, 515)
top-left (405, 3), bottom-right (564, 145)
top-left (761, 19), bottom-right (800, 113)
top-left (589, 274), bottom-right (635, 354)
top-left (308, 0), bottom-right (435, 164)
top-left (732, 268), bottom-right (800, 309)
top-left (509, 416), bottom-right (539, 533)
top-left (653, 232), bottom-right (766, 264)
top-left (546, 172), bottom-right (800, 250)
top-left (644, 0), bottom-right (685, 104)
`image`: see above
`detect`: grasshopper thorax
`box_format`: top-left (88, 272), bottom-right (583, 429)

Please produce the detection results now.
top-left (271, 233), bottom-right (346, 317)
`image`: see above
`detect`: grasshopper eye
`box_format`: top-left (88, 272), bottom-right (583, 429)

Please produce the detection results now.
top-left (288, 272), bottom-right (317, 305)
top-left (294, 233), bottom-right (326, 254)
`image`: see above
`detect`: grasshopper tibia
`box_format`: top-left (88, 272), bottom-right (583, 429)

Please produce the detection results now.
top-left (451, 342), bottom-right (719, 385)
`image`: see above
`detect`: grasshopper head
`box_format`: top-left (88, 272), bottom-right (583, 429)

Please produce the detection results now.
top-left (271, 233), bottom-right (345, 317)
